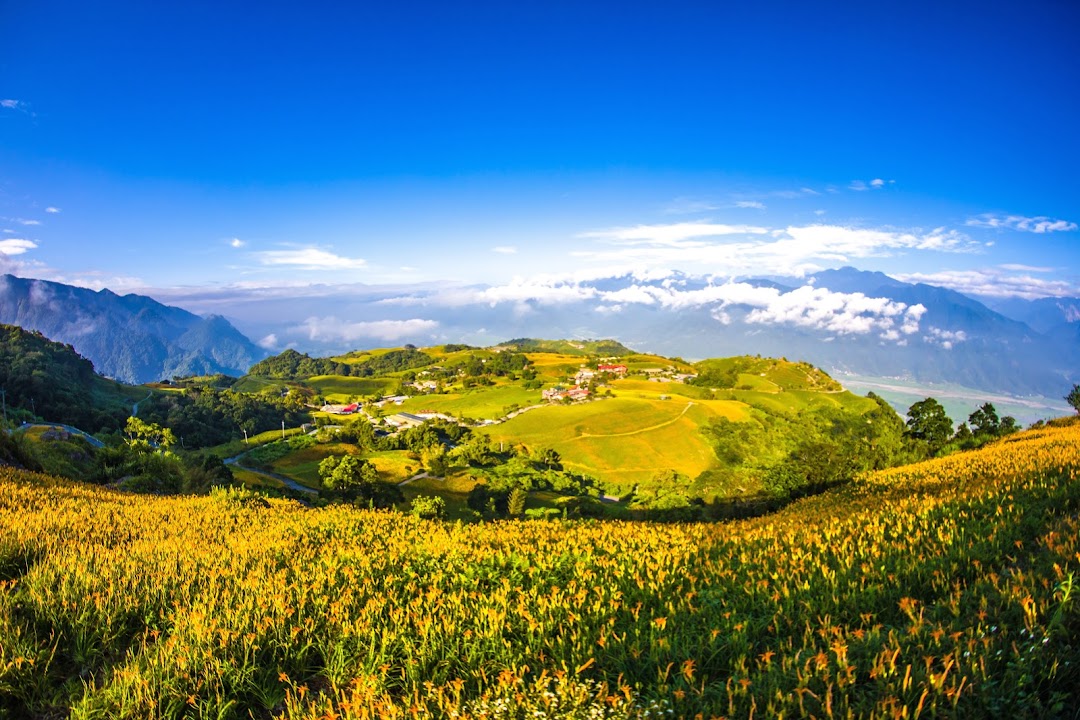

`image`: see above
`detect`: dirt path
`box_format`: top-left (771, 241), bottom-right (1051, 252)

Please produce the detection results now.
top-left (570, 402), bottom-right (695, 441)
top-left (398, 471), bottom-right (431, 486)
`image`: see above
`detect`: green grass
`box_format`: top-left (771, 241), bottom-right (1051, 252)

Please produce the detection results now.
top-left (230, 466), bottom-right (284, 490)
top-left (263, 443), bottom-right (420, 488)
top-left (307, 375), bottom-right (394, 400)
top-left (622, 353), bottom-right (695, 373)
top-left (366, 450), bottom-right (422, 483)
top-left (203, 427), bottom-right (306, 460)
top-left (230, 375), bottom-right (286, 394)
top-left (398, 471), bottom-right (480, 521)
top-left (398, 385), bottom-right (540, 420)
top-left (481, 397), bottom-right (732, 492)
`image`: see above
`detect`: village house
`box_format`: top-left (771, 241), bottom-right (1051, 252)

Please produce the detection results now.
top-left (542, 385), bottom-right (591, 402)
top-left (574, 368), bottom-right (596, 385)
top-left (385, 412), bottom-right (426, 429)
top-left (597, 364), bottom-right (628, 375)
top-left (321, 402), bottom-right (360, 414)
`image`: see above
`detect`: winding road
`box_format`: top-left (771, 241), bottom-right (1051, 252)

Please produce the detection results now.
top-left (224, 452), bottom-right (319, 496)
top-left (15, 422), bottom-right (105, 448)
top-left (131, 390), bottom-right (154, 417)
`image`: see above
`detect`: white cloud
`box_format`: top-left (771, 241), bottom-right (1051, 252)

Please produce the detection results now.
top-left (255, 247), bottom-right (366, 270)
top-left (295, 316), bottom-right (439, 343)
top-left (740, 285), bottom-right (924, 337)
top-left (1, 218), bottom-right (41, 226)
top-left (663, 197), bottom-right (718, 214)
top-left (44, 207), bottom-right (60, 214)
top-left (230, 238), bottom-right (245, 248)
top-left (491, 246), bottom-right (517, 254)
top-left (388, 274), bottom-right (926, 342)
top-left (257, 333), bottom-right (278, 349)
top-left (579, 221), bottom-right (769, 245)
top-left (895, 269), bottom-right (1078, 299)
top-left (477, 279), bottom-right (597, 306)
top-left (780, 225), bottom-right (978, 256)
top-left (733, 200), bottom-right (766, 210)
top-left (0, 239), bottom-right (37, 255)
top-left (772, 187), bottom-right (820, 199)
top-left (612, 282), bottom-right (927, 339)
top-left (851, 179), bottom-right (889, 191)
top-left (571, 222), bottom-right (981, 280)
top-left (0, 99), bottom-right (32, 116)
top-left (998, 263), bottom-right (1053, 273)
top-left (966, 214), bottom-right (1077, 233)
top-left (924, 326), bottom-right (968, 350)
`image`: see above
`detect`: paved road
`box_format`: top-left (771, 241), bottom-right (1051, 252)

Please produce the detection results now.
top-left (132, 390), bottom-right (154, 417)
top-left (224, 452), bottom-right (319, 496)
top-left (15, 422), bottom-right (105, 448)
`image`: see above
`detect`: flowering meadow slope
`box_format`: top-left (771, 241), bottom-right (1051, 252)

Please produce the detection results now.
top-left (2, 422), bottom-right (1078, 718)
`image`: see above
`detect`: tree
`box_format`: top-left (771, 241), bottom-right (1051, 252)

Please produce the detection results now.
top-left (411, 494), bottom-right (446, 520)
top-left (904, 398), bottom-right (953, 455)
top-left (124, 416), bottom-right (176, 450)
top-left (1066, 385), bottom-right (1080, 415)
top-left (507, 486), bottom-right (528, 517)
top-left (533, 447), bottom-right (562, 471)
top-left (319, 454), bottom-right (381, 502)
top-left (968, 403), bottom-right (1000, 438)
top-left (863, 393), bottom-right (905, 470)
top-left (421, 445), bottom-right (449, 476)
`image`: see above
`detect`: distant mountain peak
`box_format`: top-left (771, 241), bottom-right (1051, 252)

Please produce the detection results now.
top-left (0, 274), bottom-right (268, 383)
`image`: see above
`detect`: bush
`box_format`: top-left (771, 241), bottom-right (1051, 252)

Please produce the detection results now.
top-left (411, 494), bottom-right (446, 520)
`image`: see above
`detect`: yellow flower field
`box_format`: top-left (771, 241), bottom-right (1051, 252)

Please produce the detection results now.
top-left (1, 422), bottom-right (1078, 718)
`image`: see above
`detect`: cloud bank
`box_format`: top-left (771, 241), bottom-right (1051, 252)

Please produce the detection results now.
top-left (966, 214), bottom-right (1077, 233)
top-left (255, 247), bottom-right (367, 270)
top-left (294, 317), bottom-right (439, 343)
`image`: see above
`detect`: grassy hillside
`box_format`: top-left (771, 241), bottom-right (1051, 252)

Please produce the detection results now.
top-left (239, 343), bottom-right (886, 500)
top-left (494, 337), bottom-right (633, 356)
top-left (481, 355), bottom-right (875, 495)
top-left (0, 323), bottom-right (139, 434)
top-left (1, 422), bottom-right (1077, 718)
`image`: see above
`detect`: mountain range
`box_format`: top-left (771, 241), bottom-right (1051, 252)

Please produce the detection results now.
top-left (0, 274), bottom-right (267, 384)
top-left (0, 268), bottom-right (1076, 402)
top-left (212, 266), bottom-right (1068, 400)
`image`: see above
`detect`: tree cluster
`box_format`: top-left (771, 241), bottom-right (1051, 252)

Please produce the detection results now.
top-left (137, 386), bottom-right (310, 448)
top-left (0, 324), bottom-right (130, 432)
top-left (904, 399), bottom-right (1019, 458)
top-left (318, 454), bottom-right (402, 507)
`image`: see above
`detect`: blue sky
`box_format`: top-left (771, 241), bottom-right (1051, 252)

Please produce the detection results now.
top-left (2, 1), bottom-right (1078, 304)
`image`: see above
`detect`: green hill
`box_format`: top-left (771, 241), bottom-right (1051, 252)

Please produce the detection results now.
top-left (228, 343), bottom-right (904, 506)
top-left (495, 337), bottom-right (633, 356)
top-left (1, 421), bottom-right (1076, 717)
top-left (0, 323), bottom-right (139, 433)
